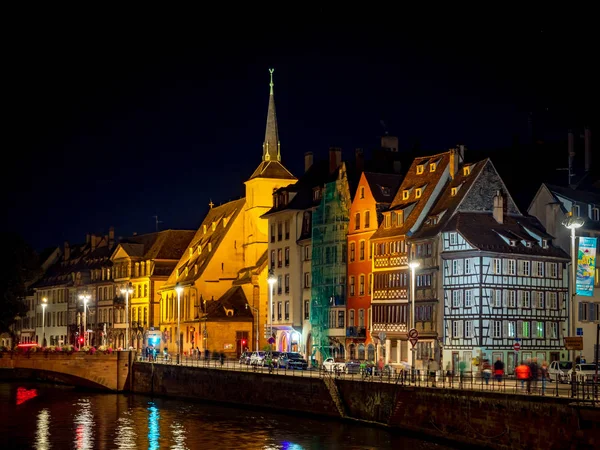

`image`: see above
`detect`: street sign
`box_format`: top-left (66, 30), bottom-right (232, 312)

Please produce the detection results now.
top-left (577, 328), bottom-right (584, 336)
top-left (564, 336), bottom-right (584, 350)
top-left (268, 337), bottom-right (276, 344)
top-left (378, 332), bottom-right (387, 342)
top-left (409, 338), bottom-right (419, 348)
top-left (408, 328), bottom-right (419, 339)
top-left (513, 342), bottom-right (521, 351)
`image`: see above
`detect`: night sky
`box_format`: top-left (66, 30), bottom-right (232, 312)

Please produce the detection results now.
top-left (4, 12), bottom-right (595, 252)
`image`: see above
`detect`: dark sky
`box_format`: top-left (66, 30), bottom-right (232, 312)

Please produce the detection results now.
top-left (4, 11), bottom-right (595, 252)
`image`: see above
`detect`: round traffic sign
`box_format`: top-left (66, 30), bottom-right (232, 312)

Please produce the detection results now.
top-left (513, 342), bottom-right (521, 351)
top-left (408, 328), bottom-right (419, 339)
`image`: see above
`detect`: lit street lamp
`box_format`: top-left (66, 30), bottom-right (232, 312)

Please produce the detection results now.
top-left (267, 270), bottom-right (277, 349)
top-left (175, 282), bottom-right (184, 364)
top-left (41, 297), bottom-right (47, 347)
top-left (409, 260), bottom-right (420, 375)
top-left (120, 282), bottom-right (133, 350)
top-left (563, 212), bottom-right (585, 393)
top-left (79, 293), bottom-right (91, 347)
top-left (245, 303), bottom-right (259, 352)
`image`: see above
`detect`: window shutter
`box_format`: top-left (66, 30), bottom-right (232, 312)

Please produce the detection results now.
top-left (502, 290), bottom-right (507, 307)
top-left (579, 302), bottom-right (584, 321)
top-left (517, 291), bottom-right (523, 308)
top-left (459, 320), bottom-right (464, 338)
top-left (502, 259), bottom-right (508, 274)
top-left (545, 321), bottom-right (552, 339)
top-left (590, 303), bottom-right (596, 322)
top-left (517, 320), bottom-right (523, 338)
top-left (559, 322), bottom-right (564, 339)
top-left (502, 320), bottom-right (508, 338)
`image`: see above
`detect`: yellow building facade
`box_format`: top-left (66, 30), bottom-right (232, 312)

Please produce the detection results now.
top-left (158, 69), bottom-right (297, 358)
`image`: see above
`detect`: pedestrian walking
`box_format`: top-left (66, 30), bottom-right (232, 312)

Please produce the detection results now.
top-left (540, 361), bottom-right (549, 395)
top-left (458, 359), bottom-right (466, 388)
top-left (529, 358), bottom-right (539, 393)
top-left (428, 358), bottom-right (439, 387)
top-left (493, 357), bottom-right (504, 389)
top-left (515, 360), bottom-right (531, 393)
top-left (482, 359), bottom-right (492, 386)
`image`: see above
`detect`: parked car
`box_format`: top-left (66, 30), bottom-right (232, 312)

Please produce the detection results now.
top-left (345, 360), bottom-right (361, 374)
top-left (323, 357), bottom-right (347, 374)
top-left (249, 351), bottom-right (266, 366)
top-left (548, 361), bottom-right (572, 383)
top-left (239, 351), bottom-right (252, 365)
top-left (567, 364), bottom-right (599, 383)
top-left (265, 351), bottom-right (285, 368)
top-left (281, 352), bottom-right (308, 369)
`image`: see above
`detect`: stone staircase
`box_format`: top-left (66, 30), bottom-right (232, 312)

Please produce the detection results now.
top-left (322, 373), bottom-right (346, 418)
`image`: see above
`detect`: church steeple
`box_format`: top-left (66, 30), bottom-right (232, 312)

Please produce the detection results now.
top-left (262, 68), bottom-right (281, 162)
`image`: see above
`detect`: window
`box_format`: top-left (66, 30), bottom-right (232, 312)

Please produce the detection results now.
top-left (277, 223), bottom-right (283, 241)
top-left (465, 290), bottom-right (473, 307)
top-left (338, 311), bottom-right (345, 328)
top-left (415, 188), bottom-right (422, 199)
top-left (508, 321), bottom-right (516, 338)
top-left (284, 274), bottom-right (290, 294)
top-left (452, 260), bottom-right (462, 275)
top-left (549, 292), bottom-right (558, 309)
top-left (493, 320), bottom-right (502, 338)
top-left (385, 214), bottom-right (391, 227)
top-left (579, 302), bottom-right (589, 321)
top-left (549, 322), bottom-right (558, 338)
top-left (391, 212), bottom-right (397, 226)
top-left (451, 187), bottom-right (458, 196)
top-left (359, 241), bottom-right (365, 260)
top-left (521, 260), bottom-right (531, 276)
top-left (463, 166), bottom-right (471, 176)
top-left (535, 321), bottom-right (544, 338)
top-left (277, 302), bottom-right (282, 320)
top-left (358, 309), bottom-right (365, 327)
top-left (430, 162), bottom-right (437, 172)
top-left (535, 292), bottom-right (544, 309)
top-left (417, 165), bottom-right (424, 174)
top-left (355, 213), bottom-right (361, 230)
top-left (364, 211), bottom-right (370, 228)
top-left (452, 290), bottom-right (462, 308)
top-left (402, 190), bottom-right (410, 200)
top-left (534, 261), bottom-right (544, 277)
top-left (304, 300), bottom-right (310, 320)
top-left (285, 220), bottom-right (290, 240)
top-left (277, 249), bottom-right (282, 268)
top-left (522, 321), bottom-right (531, 338)
top-left (349, 276), bottom-right (355, 296)
top-left (452, 320), bottom-right (463, 338)
top-left (350, 242), bottom-right (355, 262)
top-left (521, 291), bottom-right (531, 308)
top-left (507, 259), bottom-right (516, 275)
top-left (465, 258), bottom-right (472, 274)
top-left (277, 275), bottom-right (282, 295)
top-left (359, 275), bottom-right (365, 296)
top-left (593, 208), bottom-right (600, 221)
top-left (549, 263), bottom-right (558, 278)
top-left (304, 272), bottom-right (310, 288)
top-left (304, 245), bottom-right (311, 261)
top-left (360, 187), bottom-right (365, 199)
top-left (465, 320), bottom-right (474, 338)
top-left (449, 232), bottom-right (457, 245)
top-left (506, 290), bottom-right (516, 308)
top-left (493, 258), bottom-right (501, 274)
top-left (284, 247), bottom-right (290, 266)
top-left (574, 205), bottom-right (580, 217)
top-left (284, 301), bottom-right (290, 321)
top-left (349, 309), bottom-right (355, 326)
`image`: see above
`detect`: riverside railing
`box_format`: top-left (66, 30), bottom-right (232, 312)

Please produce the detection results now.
top-left (136, 354), bottom-right (599, 405)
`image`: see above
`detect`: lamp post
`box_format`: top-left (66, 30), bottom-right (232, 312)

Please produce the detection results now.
top-left (409, 261), bottom-right (420, 375)
top-left (79, 293), bottom-right (90, 347)
top-left (120, 282), bottom-right (133, 350)
top-left (175, 282), bottom-right (184, 364)
top-left (563, 213), bottom-right (585, 394)
top-left (267, 270), bottom-right (277, 349)
top-left (41, 297), bottom-right (47, 347)
top-left (245, 303), bottom-right (259, 352)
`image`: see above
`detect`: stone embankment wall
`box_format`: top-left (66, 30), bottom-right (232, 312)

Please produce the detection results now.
top-left (133, 363), bottom-right (600, 450)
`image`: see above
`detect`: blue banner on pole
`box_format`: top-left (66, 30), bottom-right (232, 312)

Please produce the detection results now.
top-left (576, 237), bottom-right (597, 297)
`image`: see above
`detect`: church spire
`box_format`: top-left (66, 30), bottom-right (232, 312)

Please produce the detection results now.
top-left (262, 68), bottom-right (281, 162)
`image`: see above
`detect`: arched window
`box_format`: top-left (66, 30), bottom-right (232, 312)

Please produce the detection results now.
top-left (367, 344), bottom-right (375, 361)
top-left (364, 211), bottom-right (370, 228)
top-left (349, 344), bottom-right (356, 360)
top-left (358, 343), bottom-right (366, 360)
top-left (355, 212), bottom-right (361, 230)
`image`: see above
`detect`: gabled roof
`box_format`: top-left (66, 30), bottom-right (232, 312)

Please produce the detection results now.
top-left (205, 285), bottom-right (253, 321)
top-left (248, 160), bottom-right (297, 180)
top-left (363, 172), bottom-right (402, 204)
top-left (117, 229), bottom-right (196, 261)
top-left (443, 212), bottom-right (569, 259)
top-left (372, 151), bottom-right (451, 240)
top-left (544, 183), bottom-right (600, 207)
top-left (163, 198), bottom-right (246, 288)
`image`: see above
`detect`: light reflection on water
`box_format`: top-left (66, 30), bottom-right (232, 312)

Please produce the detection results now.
top-left (0, 382), bottom-right (456, 450)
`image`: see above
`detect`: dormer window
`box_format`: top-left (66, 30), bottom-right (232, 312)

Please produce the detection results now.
top-left (451, 187), bottom-right (458, 196)
top-left (198, 245), bottom-right (202, 254)
top-left (402, 190), bottom-right (410, 200)
top-left (185, 267), bottom-right (189, 276)
top-left (385, 213), bottom-right (391, 228)
top-left (313, 188), bottom-right (321, 201)
top-left (194, 264), bottom-right (198, 275)
top-left (542, 239), bottom-right (549, 249)
top-left (593, 207), bottom-right (599, 221)
top-left (212, 222), bottom-right (216, 231)
top-left (573, 205), bottom-right (581, 217)
top-left (189, 248), bottom-right (193, 257)
top-left (203, 225), bottom-right (207, 234)
top-left (525, 241), bottom-right (532, 248)
top-left (417, 165), bottom-right (424, 174)
top-left (223, 217), bottom-right (228, 227)
top-left (509, 239), bottom-right (517, 247)
top-left (208, 242), bottom-right (212, 252)
top-left (430, 163), bottom-right (436, 172)
top-left (391, 212), bottom-right (397, 226)
top-left (415, 188), bottom-right (422, 199)
top-left (463, 166), bottom-right (471, 176)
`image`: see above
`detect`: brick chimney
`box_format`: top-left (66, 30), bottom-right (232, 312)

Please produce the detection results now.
top-left (493, 190), bottom-right (504, 224)
top-left (449, 148), bottom-right (459, 180)
top-left (64, 241), bottom-right (70, 261)
top-left (304, 152), bottom-right (313, 172)
top-left (355, 148), bottom-right (364, 173)
top-left (329, 147), bottom-right (342, 174)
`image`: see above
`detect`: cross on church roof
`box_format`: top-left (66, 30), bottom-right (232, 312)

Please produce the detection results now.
top-left (209, 200), bottom-right (214, 209)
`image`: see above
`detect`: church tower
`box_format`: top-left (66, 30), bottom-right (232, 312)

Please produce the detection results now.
top-left (244, 69), bottom-right (297, 265)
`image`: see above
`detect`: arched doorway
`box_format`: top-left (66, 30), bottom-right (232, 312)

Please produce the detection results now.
top-left (358, 343), bottom-right (366, 360)
top-left (367, 344), bottom-right (375, 361)
top-left (280, 333), bottom-right (288, 352)
top-left (348, 343), bottom-right (356, 360)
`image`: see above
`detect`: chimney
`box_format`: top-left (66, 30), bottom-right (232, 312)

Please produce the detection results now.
top-left (355, 148), bottom-right (364, 173)
top-left (329, 147), bottom-right (342, 174)
top-left (458, 144), bottom-right (466, 161)
top-left (381, 135), bottom-right (398, 152)
top-left (585, 127), bottom-right (592, 173)
top-left (109, 226), bottom-right (115, 247)
top-left (449, 148), bottom-right (459, 180)
top-left (304, 152), bottom-right (314, 173)
top-left (493, 190), bottom-right (504, 224)
top-left (64, 241), bottom-right (70, 261)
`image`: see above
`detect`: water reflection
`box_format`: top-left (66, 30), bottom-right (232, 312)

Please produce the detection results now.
top-left (115, 412), bottom-right (137, 449)
top-left (170, 421), bottom-right (187, 450)
top-left (147, 402), bottom-right (160, 450)
top-left (74, 398), bottom-right (94, 449)
top-left (16, 386), bottom-right (38, 405)
top-left (36, 408), bottom-right (50, 450)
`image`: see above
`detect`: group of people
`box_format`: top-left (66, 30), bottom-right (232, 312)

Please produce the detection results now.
top-left (515, 358), bottom-right (549, 394)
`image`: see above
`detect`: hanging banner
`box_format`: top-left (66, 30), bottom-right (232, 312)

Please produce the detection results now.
top-left (576, 237), bottom-right (597, 297)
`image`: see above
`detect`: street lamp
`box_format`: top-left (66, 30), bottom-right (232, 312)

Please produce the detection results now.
top-left (563, 213), bottom-right (585, 389)
top-left (409, 261), bottom-right (420, 374)
top-left (245, 303), bottom-right (259, 352)
top-left (41, 297), bottom-right (47, 347)
top-left (175, 282), bottom-right (184, 364)
top-left (120, 282), bottom-right (133, 350)
top-left (267, 270), bottom-right (277, 349)
top-left (79, 293), bottom-right (90, 347)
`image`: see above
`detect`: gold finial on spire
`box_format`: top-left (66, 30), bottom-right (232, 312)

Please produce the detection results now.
top-left (269, 68), bottom-right (274, 95)
top-left (209, 199), bottom-right (214, 209)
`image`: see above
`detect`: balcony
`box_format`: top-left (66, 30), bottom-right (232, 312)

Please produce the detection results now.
top-left (346, 326), bottom-right (367, 338)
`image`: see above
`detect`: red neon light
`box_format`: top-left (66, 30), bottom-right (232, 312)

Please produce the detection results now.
top-left (17, 343), bottom-right (39, 348)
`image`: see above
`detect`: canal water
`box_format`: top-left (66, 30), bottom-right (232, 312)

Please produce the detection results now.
top-left (0, 382), bottom-right (456, 449)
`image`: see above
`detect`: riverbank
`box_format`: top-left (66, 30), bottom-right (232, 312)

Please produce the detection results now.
top-left (133, 362), bottom-right (600, 450)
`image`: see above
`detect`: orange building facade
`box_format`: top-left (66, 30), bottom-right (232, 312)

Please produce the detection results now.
top-left (346, 172), bottom-right (400, 361)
